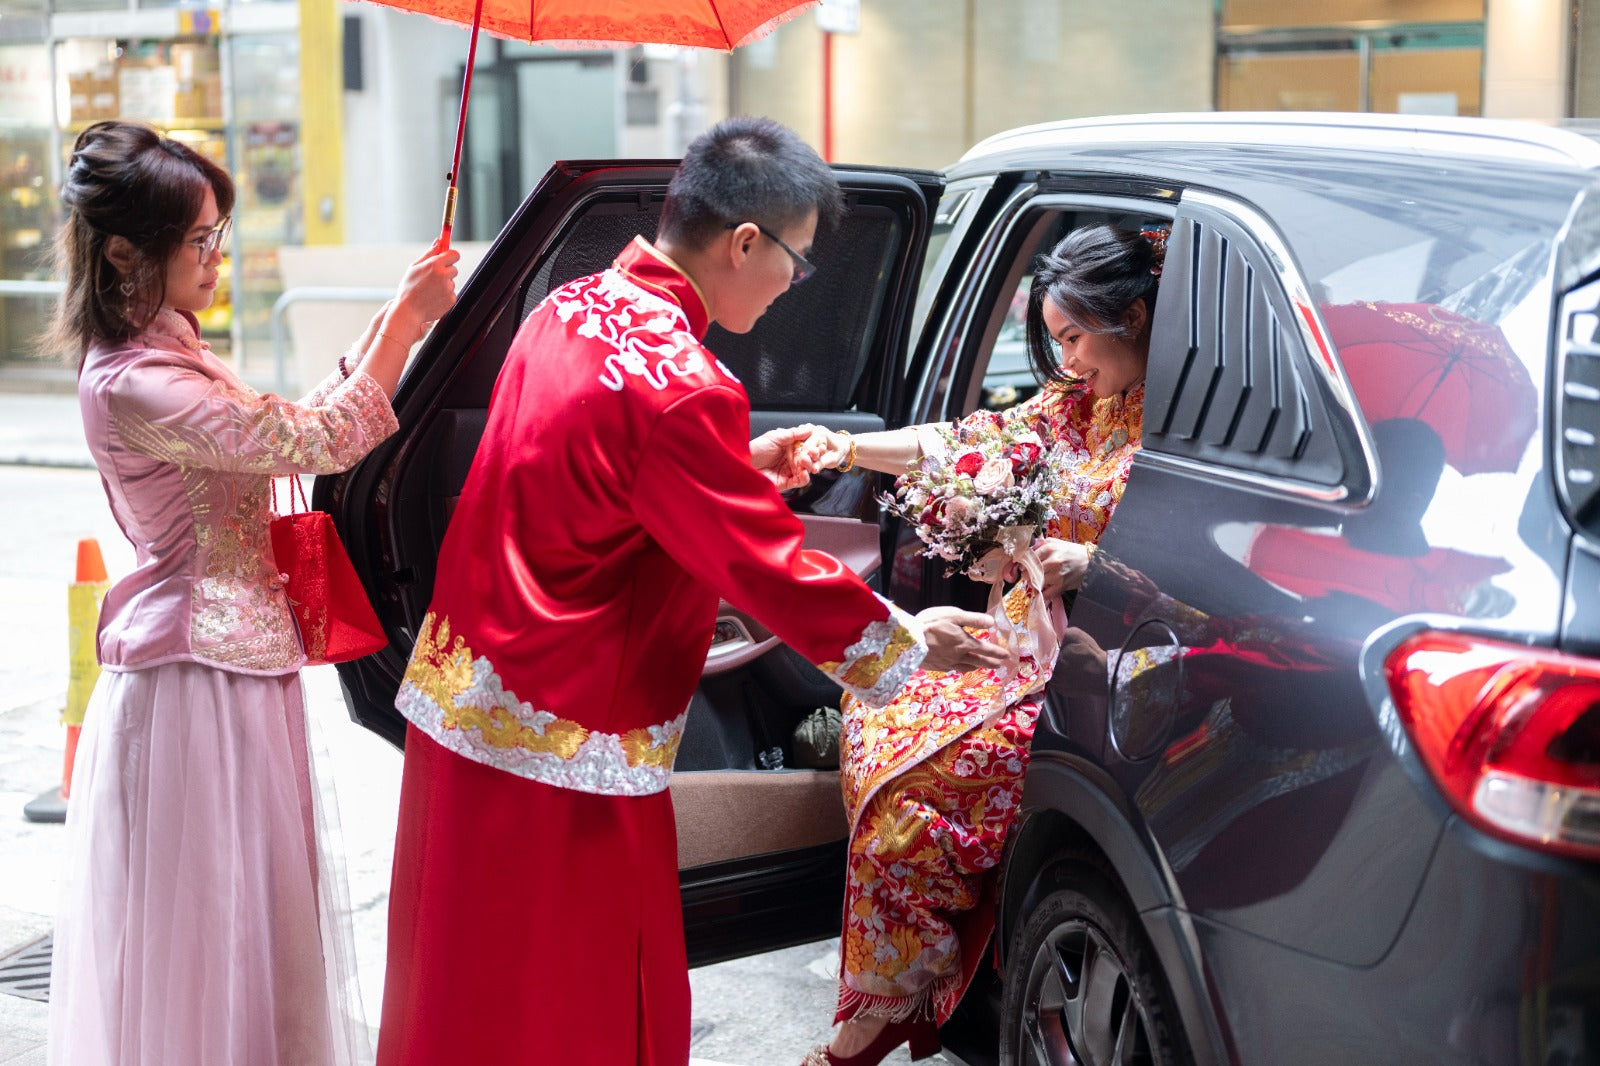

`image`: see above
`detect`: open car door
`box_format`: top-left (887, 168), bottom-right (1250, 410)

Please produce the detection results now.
top-left (317, 159), bottom-right (942, 965)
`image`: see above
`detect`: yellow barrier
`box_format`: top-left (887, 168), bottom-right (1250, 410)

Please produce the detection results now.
top-left (63, 539), bottom-right (109, 793)
top-left (24, 538), bottom-right (108, 823)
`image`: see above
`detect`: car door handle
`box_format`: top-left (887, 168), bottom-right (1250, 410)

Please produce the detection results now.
top-left (702, 514), bottom-right (883, 676)
top-left (704, 608), bottom-right (779, 674)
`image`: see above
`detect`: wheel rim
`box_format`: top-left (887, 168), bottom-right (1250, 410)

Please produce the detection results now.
top-left (1018, 918), bottom-right (1157, 1066)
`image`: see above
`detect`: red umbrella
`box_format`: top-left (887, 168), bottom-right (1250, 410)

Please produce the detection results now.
top-left (1248, 526), bottom-right (1511, 615)
top-left (1319, 300), bottom-right (1537, 475)
top-left (361, 0), bottom-right (820, 244)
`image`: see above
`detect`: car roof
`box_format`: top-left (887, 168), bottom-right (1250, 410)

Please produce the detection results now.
top-left (951, 111), bottom-right (1600, 178)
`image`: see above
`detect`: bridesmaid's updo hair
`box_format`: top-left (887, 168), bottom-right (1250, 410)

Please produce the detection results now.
top-left (1024, 223), bottom-right (1166, 386)
top-left (45, 120), bottom-right (234, 359)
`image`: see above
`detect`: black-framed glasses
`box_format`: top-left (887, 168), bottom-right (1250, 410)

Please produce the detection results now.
top-left (726, 221), bottom-right (815, 285)
top-left (190, 216), bottom-right (232, 263)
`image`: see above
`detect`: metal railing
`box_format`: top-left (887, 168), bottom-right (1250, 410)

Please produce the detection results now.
top-left (5, 280), bottom-right (394, 395)
top-left (0, 280), bottom-right (67, 370)
top-left (0, 280), bottom-right (65, 299)
top-left (269, 286), bottom-right (392, 394)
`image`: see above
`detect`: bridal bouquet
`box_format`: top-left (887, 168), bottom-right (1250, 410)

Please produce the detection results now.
top-left (880, 415), bottom-right (1063, 580)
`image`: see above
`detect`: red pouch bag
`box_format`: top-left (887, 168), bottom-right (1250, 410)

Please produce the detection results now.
top-left (270, 477), bottom-right (388, 665)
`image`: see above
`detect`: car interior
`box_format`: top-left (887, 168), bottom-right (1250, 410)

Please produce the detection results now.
top-left (927, 203), bottom-right (1175, 622)
top-left (372, 186), bottom-right (1173, 890)
top-left (370, 176), bottom-right (926, 890)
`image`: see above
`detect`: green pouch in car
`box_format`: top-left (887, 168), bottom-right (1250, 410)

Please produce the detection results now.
top-left (792, 706), bottom-right (842, 769)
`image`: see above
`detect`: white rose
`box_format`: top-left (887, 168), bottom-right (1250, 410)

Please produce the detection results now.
top-left (973, 458), bottom-right (1015, 495)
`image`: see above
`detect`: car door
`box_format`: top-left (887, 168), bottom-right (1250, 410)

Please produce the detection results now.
top-left (1061, 192), bottom-right (1445, 969)
top-left (316, 159), bottom-right (941, 965)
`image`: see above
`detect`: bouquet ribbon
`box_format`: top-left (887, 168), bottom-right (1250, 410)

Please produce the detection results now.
top-left (968, 525), bottom-right (1065, 710)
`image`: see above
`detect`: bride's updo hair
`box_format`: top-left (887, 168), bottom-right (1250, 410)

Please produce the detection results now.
top-left (1024, 224), bottom-right (1166, 386)
top-left (44, 120), bottom-right (234, 359)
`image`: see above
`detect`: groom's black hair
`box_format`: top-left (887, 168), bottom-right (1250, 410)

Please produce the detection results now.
top-left (659, 116), bottom-right (843, 249)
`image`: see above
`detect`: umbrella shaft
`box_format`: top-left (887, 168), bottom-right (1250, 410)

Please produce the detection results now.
top-left (440, 0), bottom-right (485, 245)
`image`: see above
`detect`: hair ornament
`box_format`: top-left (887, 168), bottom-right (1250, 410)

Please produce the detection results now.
top-left (1140, 224), bottom-right (1171, 277)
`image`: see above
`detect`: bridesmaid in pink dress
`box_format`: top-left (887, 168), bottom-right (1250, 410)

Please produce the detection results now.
top-left (43, 120), bottom-right (458, 1066)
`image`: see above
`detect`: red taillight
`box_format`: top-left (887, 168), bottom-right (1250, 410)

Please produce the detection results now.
top-left (1385, 631), bottom-right (1600, 860)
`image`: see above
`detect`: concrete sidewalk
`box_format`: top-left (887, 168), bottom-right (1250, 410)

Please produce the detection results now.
top-left (0, 411), bottom-right (906, 1064)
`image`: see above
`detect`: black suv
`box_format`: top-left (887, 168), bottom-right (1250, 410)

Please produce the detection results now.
top-left (322, 113), bottom-right (1600, 1065)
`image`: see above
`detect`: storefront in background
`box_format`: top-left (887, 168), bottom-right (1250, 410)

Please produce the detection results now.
top-left (730, 0), bottom-right (1214, 171)
top-left (0, 0), bottom-right (303, 373)
top-left (1218, 0), bottom-right (1485, 115)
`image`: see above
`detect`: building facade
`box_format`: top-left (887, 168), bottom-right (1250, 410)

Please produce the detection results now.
top-left (1, 0), bottom-right (1594, 375)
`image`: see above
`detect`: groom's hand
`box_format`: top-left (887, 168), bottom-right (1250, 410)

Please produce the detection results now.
top-left (916, 607), bottom-right (1013, 673)
top-left (750, 424), bottom-right (823, 491)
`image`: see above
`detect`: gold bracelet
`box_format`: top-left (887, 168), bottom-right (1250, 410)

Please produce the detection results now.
top-left (375, 329), bottom-right (409, 350)
top-left (837, 431), bottom-right (857, 473)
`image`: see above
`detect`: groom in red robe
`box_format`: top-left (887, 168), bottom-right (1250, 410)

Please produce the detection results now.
top-left (375, 116), bottom-right (1006, 1066)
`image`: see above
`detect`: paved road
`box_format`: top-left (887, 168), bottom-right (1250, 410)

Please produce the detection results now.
top-left (0, 457), bottom-right (942, 1065)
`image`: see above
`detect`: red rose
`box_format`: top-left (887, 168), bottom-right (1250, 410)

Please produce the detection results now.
top-left (1008, 441), bottom-right (1042, 475)
top-left (919, 497), bottom-right (948, 527)
top-left (953, 451), bottom-right (985, 477)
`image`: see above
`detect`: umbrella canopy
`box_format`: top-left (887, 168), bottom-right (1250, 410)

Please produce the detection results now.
top-left (1319, 300), bottom-right (1537, 476)
top-left (362, 0), bottom-right (819, 243)
top-left (1248, 525), bottom-right (1511, 615)
top-left (384, 0), bottom-right (817, 48)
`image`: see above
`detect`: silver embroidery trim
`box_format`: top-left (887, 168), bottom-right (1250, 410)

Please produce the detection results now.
top-left (825, 593), bottom-right (928, 708)
top-left (396, 656), bottom-right (684, 797)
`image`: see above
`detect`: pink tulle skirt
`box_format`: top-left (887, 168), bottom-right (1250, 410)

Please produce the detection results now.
top-left (48, 661), bottom-right (367, 1066)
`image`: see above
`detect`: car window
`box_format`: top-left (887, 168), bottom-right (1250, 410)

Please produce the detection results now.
top-left (513, 189), bottom-right (916, 412)
top-left (964, 207), bottom-right (1170, 416)
top-left (1218, 154), bottom-right (1582, 428)
top-left (909, 179), bottom-right (990, 345)
top-left (1142, 203), bottom-right (1351, 489)
top-left (979, 279), bottom-right (1036, 411)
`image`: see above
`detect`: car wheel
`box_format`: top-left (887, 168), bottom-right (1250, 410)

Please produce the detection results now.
top-left (1000, 862), bottom-right (1185, 1066)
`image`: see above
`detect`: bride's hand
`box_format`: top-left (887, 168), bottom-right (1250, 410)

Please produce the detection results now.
top-left (806, 427), bottom-right (852, 470)
top-left (1034, 538), bottom-right (1090, 599)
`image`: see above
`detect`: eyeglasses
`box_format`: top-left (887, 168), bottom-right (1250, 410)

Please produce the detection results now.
top-left (189, 216), bottom-right (232, 263)
top-left (726, 221), bottom-right (815, 285)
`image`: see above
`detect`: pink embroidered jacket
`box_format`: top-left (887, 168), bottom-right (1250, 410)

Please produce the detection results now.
top-left (78, 308), bottom-right (398, 675)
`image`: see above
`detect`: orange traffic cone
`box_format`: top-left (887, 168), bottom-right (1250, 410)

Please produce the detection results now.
top-left (24, 538), bottom-right (109, 824)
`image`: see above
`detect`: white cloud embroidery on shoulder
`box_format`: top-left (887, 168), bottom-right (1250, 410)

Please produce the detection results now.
top-left (546, 270), bottom-right (735, 392)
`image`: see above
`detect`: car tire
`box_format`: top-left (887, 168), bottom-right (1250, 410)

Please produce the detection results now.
top-left (999, 859), bottom-right (1187, 1066)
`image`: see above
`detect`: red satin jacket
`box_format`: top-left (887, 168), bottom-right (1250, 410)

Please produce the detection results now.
top-left (396, 238), bottom-right (926, 796)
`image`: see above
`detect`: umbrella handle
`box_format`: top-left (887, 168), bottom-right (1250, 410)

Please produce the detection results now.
top-left (440, 186), bottom-right (460, 246)
top-left (440, 0), bottom-right (486, 247)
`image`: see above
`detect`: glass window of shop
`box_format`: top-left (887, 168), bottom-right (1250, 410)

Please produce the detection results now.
top-left (730, 0), bottom-right (1213, 171)
top-left (229, 31), bottom-right (301, 382)
top-left (0, 7), bottom-right (303, 376)
top-left (1218, 0), bottom-right (1484, 116)
top-left (458, 41), bottom-right (621, 242)
top-left (1, 36), bottom-right (56, 368)
top-left (50, 35), bottom-right (234, 356)
top-left (1574, 0), bottom-right (1600, 118)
